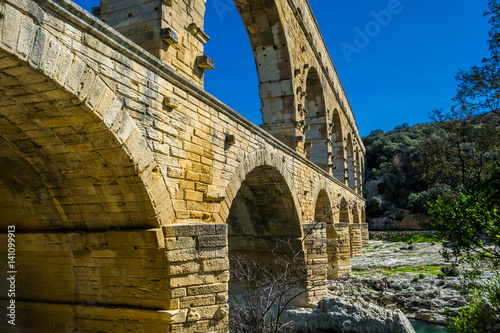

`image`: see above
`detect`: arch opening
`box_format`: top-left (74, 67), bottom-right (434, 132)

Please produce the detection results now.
top-left (352, 205), bottom-right (360, 224)
top-left (304, 68), bottom-right (329, 171)
top-left (314, 189), bottom-right (333, 223)
top-left (356, 150), bottom-right (364, 194)
top-left (226, 165), bottom-right (309, 308)
top-left (339, 197), bottom-right (350, 223)
top-left (330, 109), bottom-right (345, 182)
top-left (346, 133), bottom-right (356, 188)
top-left (204, 0), bottom-right (297, 149)
top-left (0, 52), bottom-right (171, 331)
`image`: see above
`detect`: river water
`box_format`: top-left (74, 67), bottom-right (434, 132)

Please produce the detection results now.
top-left (410, 319), bottom-right (450, 333)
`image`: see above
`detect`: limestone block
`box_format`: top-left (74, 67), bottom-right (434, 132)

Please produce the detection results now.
top-left (197, 235), bottom-right (227, 248)
top-left (169, 261), bottom-right (201, 275)
top-left (186, 283), bottom-right (227, 297)
top-left (203, 192), bottom-right (225, 202)
top-left (180, 295), bottom-right (215, 309)
top-left (196, 55), bottom-right (214, 70)
top-left (164, 96), bottom-right (179, 109)
top-left (28, 27), bottom-right (46, 69)
top-left (201, 258), bottom-right (229, 272)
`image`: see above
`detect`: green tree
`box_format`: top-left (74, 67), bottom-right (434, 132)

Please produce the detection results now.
top-left (423, 1), bottom-right (500, 331)
top-left (418, 0), bottom-right (500, 193)
top-left (429, 168), bottom-right (500, 266)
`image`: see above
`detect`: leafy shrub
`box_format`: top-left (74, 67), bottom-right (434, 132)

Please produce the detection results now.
top-left (441, 266), bottom-right (460, 277)
top-left (367, 196), bottom-right (384, 217)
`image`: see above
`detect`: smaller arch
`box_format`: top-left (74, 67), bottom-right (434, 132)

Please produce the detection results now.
top-left (339, 197), bottom-right (350, 223)
top-left (218, 149), bottom-right (299, 225)
top-left (346, 133), bottom-right (355, 188)
top-left (225, 164), bottom-right (310, 306)
top-left (352, 204), bottom-right (360, 223)
top-left (349, 204), bottom-right (363, 258)
top-left (355, 149), bottom-right (361, 194)
top-left (357, 152), bottom-right (365, 194)
top-left (314, 189), bottom-right (333, 223)
top-left (330, 109), bottom-right (344, 181)
top-left (304, 67), bottom-right (329, 171)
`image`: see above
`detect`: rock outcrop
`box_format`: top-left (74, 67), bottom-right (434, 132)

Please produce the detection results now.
top-left (282, 297), bottom-right (415, 333)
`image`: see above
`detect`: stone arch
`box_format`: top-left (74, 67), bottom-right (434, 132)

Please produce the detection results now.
top-left (361, 206), bottom-right (367, 223)
top-left (225, 163), bottom-right (309, 304)
top-left (349, 203), bottom-right (363, 257)
top-left (226, 164), bottom-right (301, 238)
top-left (352, 204), bottom-right (360, 223)
top-left (0, 46), bottom-right (174, 328)
top-left (304, 67), bottom-right (329, 171)
top-left (357, 150), bottom-right (364, 194)
top-left (346, 132), bottom-right (355, 188)
top-left (330, 109), bottom-right (345, 181)
top-left (218, 149), bottom-right (300, 225)
top-left (0, 53), bottom-right (173, 231)
top-left (314, 189), bottom-right (333, 223)
top-left (339, 197), bottom-right (350, 223)
top-left (236, 0), bottom-right (297, 149)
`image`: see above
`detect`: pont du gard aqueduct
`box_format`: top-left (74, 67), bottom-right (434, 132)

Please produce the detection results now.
top-left (0, 0), bottom-right (367, 331)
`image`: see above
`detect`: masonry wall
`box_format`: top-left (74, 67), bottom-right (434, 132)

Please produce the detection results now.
top-left (0, 0), bottom-right (366, 332)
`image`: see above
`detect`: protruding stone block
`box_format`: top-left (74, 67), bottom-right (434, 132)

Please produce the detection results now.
top-left (225, 134), bottom-right (235, 146)
top-left (204, 192), bottom-right (226, 202)
top-left (196, 55), bottom-right (214, 70)
top-left (160, 28), bottom-right (178, 45)
top-left (91, 6), bottom-right (101, 17)
top-left (163, 96), bottom-right (179, 109)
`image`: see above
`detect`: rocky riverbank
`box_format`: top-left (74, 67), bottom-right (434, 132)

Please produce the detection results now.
top-left (276, 239), bottom-right (492, 332)
top-left (336, 240), bottom-right (472, 325)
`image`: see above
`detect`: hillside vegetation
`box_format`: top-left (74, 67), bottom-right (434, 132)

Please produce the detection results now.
top-left (363, 113), bottom-right (499, 225)
top-left (363, 123), bottom-right (433, 218)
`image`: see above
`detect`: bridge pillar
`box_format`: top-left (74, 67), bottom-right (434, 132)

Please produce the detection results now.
top-left (163, 223), bottom-right (229, 332)
top-left (303, 222), bottom-right (328, 305)
top-left (349, 223), bottom-right (363, 258)
top-left (326, 222), bottom-right (352, 279)
top-left (360, 223), bottom-right (370, 246)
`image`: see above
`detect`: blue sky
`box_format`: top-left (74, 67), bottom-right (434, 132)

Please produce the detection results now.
top-left (73, 0), bottom-right (490, 137)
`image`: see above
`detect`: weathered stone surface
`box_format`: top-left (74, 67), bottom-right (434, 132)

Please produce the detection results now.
top-left (0, 0), bottom-right (367, 332)
top-left (282, 297), bottom-right (416, 333)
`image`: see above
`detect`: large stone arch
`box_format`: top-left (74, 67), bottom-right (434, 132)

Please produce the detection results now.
top-left (339, 197), bottom-right (350, 223)
top-left (0, 35), bottom-right (174, 330)
top-left (349, 203), bottom-right (363, 258)
top-left (304, 67), bottom-right (329, 171)
top-left (236, 0), bottom-right (298, 150)
top-left (0, 51), bottom-right (173, 231)
top-left (311, 180), bottom-right (333, 223)
top-left (357, 149), bottom-right (364, 194)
